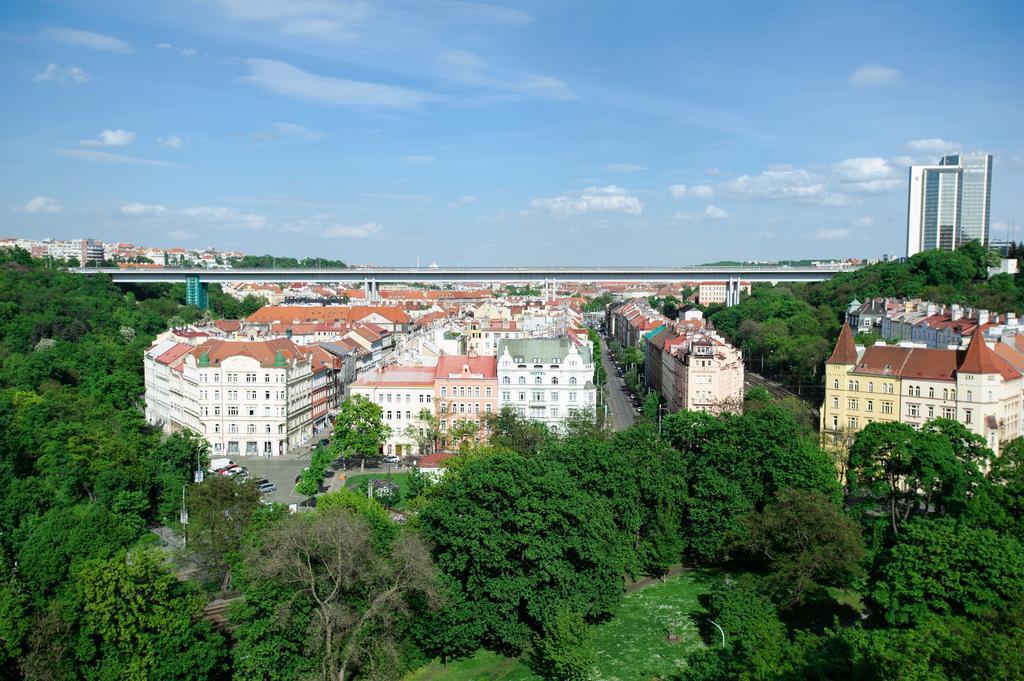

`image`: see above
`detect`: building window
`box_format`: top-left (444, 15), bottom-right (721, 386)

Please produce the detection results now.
top-left (246, 373), bottom-right (257, 383)
top-left (927, 405), bottom-right (934, 418)
top-left (502, 391), bottom-right (511, 401)
top-left (535, 376), bottom-right (542, 384)
top-left (485, 404), bottom-right (492, 413)
top-left (848, 417), bottom-right (858, 428)
top-left (228, 423), bottom-right (238, 433)
top-left (928, 387), bottom-right (934, 399)
top-left (552, 391), bottom-right (559, 401)
top-left (569, 392), bottom-right (577, 402)
top-left (440, 387), bottom-right (446, 397)
top-left (848, 399), bottom-right (858, 410)
top-left (882, 402), bottom-right (893, 414)
top-left (831, 415), bottom-right (838, 430)
top-left (967, 391), bottom-right (972, 402)
top-left (868, 382), bottom-right (874, 393)
top-left (502, 376), bottom-right (510, 384)
top-left (965, 409), bottom-right (973, 424)
top-left (551, 377), bottom-right (558, 385)
top-left (247, 423), bottom-right (256, 434)
top-left (519, 392), bottom-right (526, 401)
top-left (833, 379), bottom-right (839, 389)
top-left (943, 407), bottom-right (954, 419)
top-left (485, 387), bottom-right (492, 397)
top-left (532, 391), bottom-right (543, 401)
top-left (228, 405), bottom-right (239, 416)
top-left (831, 396), bottom-right (839, 408)
top-left (866, 400), bottom-right (874, 412)
top-left (570, 377), bottom-right (577, 385)
top-left (519, 376), bottom-right (526, 384)
top-left (907, 404), bottom-right (920, 418)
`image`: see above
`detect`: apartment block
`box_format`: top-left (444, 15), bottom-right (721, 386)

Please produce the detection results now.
top-left (821, 325), bottom-right (1022, 455)
top-left (496, 337), bottom-right (597, 428)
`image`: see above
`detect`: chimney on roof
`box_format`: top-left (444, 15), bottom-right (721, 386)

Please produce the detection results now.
top-left (978, 309), bottom-right (990, 326)
top-left (926, 303), bottom-right (937, 316)
top-left (951, 304), bottom-right (962, 321)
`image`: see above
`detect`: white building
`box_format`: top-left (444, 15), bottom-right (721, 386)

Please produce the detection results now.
top-left (144, 338), bottom-right (316, 456)
top-left (497, 337), bottom-right (596, 428)
top-left (349, 366), bottom-right (437, 457)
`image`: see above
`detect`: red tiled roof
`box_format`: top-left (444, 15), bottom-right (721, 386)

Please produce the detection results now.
top-left (188, 338), bottom-right (310, 368)
top-left (827, 324), bottom-right (858, 365)
top-left (417, 451), bottom-right (458, 468)
top-left (246, 305), bottom-right (411, 325)
top-left (434, 354), bottom-right (498, 379)
top-left (960, 332), bottom-right (1019, 380)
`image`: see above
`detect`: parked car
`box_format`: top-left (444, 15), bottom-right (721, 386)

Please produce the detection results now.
top-left (208, 458), bottom-right (234, 472)
top-left (258, 481), bottom-right (277, 494)
top-left (219, 465), bottom-right (245, 477)
top-left (382, 454), bottom-right (400, 464)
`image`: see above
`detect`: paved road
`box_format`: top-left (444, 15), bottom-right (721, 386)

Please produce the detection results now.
top-left (599, 336), bottom-right (637, 431)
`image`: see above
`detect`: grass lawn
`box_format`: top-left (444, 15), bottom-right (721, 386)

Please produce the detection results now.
top-left (404, 568), bottom-right (719, 681)
top-left (343, 472), bottom-right (413, 511)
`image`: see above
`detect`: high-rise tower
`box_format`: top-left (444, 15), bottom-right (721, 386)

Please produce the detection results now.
top-left (906, 152), bottom-right (992, 257)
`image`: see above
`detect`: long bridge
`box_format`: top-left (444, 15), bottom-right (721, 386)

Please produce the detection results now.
top-left (75, 265), bottom-right (859, 309)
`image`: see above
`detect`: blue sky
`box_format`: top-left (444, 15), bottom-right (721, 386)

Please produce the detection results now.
top-left (2, 0), bottom-right (1022, 265)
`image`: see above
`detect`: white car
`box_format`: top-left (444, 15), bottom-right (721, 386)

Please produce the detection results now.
top-left (382, 454), bottom-right (400, 464)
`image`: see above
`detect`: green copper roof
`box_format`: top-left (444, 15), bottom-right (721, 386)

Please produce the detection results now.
top-left (273, 350), bottom-right (287, 367)
top-left (198, 351), bottom-right (210, 367)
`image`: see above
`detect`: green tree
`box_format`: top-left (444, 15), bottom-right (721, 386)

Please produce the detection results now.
top-left (330, 394), bottom-right (390, 461)
top-left (185, 474), bottom-right (262, 592)
top-left (72, 549), bottom-right (228, 680)
top-left (848, 422), bottom-right (965, 534)
top-left (417, 450), bottom-right (625, 654)
top-left (679, 575), bottom-right (791, 681)
top-left (742, 488), bottom-right (865, 607)
top-left (242, 507), bottom-right (438, 681)
top-left (531, 609), bottom-right (595, 680)
top-left (869, 518), bottom-right (1024, 626)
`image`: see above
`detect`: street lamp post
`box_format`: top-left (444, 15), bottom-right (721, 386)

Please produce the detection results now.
top-left (708, 618), bottom-right (726, 648)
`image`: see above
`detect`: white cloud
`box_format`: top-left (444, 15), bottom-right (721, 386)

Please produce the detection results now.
top-left (156, 42), bottom-right (199, 57)
top-left (182, 206), bottom-right (267, 229)
top-left (668, 183), bottom-right (714, 200)
top-left (532, 185), bottom-right (642, 216)
top-left (54, 148), bottom-right (181, 168)
top-left (833, 157), bottom-right (902, 193)
top-left (853, 216), bottom-right (876, 227)
top-left (15, 196), bottom-right (63, 214)
top-left (120, 203), bottom-right (166, 216)
top-left (510, 74), bottom-right (576, 101)
top-left (704, 204), bottom-right (730, 220)
top-left (448, 195), bottom-right (478, 208)
top-left (157, 136), bottom-right (184, 149)
top-left (848, 64), bottom-right (902, 87)
top-left (167, 229), bottom-right (196, 241)
top-left (605, 163), bottom-right (644, 173)
top-left (79, 129), bottom-right (136, 147)
top-left (321, 222), bottom-right (383, 239)
top-left (34, 63), bottom-right (90, 84)
top-left (814, 228), bottom-right (851, 240)
top-left (238, 59), bottom-right (437, 109)
top-left (436, 49), bottom-right (576, 101)
top-left (252, 123), bottom-right (325, 142)
top-left (403, 155), bottom-right (435, 163)
top-left (905, 138), bottom-right (962, 154)
top-left (721, 167), bottom-right (827, 200)
top-left (672, 204), bottom-right (729, 221)
top-left (44, 27), bottom-right (132, 54)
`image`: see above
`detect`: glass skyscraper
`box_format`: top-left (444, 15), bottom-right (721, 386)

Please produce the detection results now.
top-left (906, 152), bottom-right (993, 257)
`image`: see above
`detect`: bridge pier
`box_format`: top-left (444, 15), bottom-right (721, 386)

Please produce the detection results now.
top-left (185, 275), bottom-right (209, 310)
top-left (725, 277), bottom-right (742, 307)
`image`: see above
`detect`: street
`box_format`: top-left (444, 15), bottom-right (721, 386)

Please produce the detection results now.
top-left (599, 335), bottom-right (637, 431)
